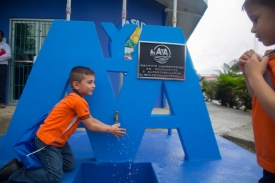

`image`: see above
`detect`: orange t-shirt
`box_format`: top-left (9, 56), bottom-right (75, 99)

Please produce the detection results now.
top-left (252, 53), bottom-right (275, 173)
top-left (36, 92), bottom-right (90, 147)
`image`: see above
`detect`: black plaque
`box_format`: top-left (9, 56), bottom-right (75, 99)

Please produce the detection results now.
top-left (138, 41), bottom-right (186, 81)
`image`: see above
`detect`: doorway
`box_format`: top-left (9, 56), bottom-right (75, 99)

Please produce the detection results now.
top-left (9, 19), bottom-right (52, 103)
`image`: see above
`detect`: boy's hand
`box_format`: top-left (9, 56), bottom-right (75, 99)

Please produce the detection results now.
top-left (245, 53), bottom-right (269, 81)
top-left (110, 123), bottom-right (126, 138)
top-left (237, 49), bottom-right (256, 74)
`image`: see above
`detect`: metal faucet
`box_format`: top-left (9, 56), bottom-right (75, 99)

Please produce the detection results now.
top-left (114, 111), bottom-right (119, 123)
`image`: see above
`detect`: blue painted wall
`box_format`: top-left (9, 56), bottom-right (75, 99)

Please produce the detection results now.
top-left (0, 0), bottom-right (165, 45)
top-left (0, 0), bottom-right (166, 106)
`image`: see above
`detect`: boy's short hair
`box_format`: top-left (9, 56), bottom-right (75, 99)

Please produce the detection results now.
top-left (242, 0), bottom-right (275, 9)
top-left (69, 66), bottom-right (95, 88)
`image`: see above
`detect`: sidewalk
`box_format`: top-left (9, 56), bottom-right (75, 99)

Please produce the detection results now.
top-left (0, 105), bottom-right (16, 136)
top-left (0, 101), bottom-right (254, 152)
top-left (205, 101), bottom-right (254, 152)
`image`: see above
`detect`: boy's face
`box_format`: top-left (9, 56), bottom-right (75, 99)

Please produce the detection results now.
top-left (74, 74), bottom-right (95, 96)
top-left (245, 3), bottom-right (275, 46)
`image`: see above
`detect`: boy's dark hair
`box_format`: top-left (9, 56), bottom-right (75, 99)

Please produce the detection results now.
top-left (0, 30), bottom-right (3, 37)
top-left (69, 66), bottom-right (95, 87)
top-left (242, 0), bottom-right (275, 10)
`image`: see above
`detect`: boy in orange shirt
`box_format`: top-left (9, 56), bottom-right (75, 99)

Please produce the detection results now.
top-left (238, 0), bottom-right (275, 182)
top-left (0, 66), bottom-right (126, 182)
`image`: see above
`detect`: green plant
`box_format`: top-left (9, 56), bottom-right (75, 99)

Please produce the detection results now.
top-left (215, 73), bottom-right (237, 107)
top-left (213, 63), bottom-right (252, 110)
top-left (231, 76), bottom-right (252, 111)
top-left (202, 80), bottom-right (216, 101)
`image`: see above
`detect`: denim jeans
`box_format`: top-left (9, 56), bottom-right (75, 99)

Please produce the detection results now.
top-left (258, 169), bottom-right (275, 183)
top-left (0, 64), bottom-right (7, 103)
top-left (9, 137), bottom-right (75, 183)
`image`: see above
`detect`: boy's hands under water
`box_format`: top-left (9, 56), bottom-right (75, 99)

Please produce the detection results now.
top-left (110, 123), bottom-right (126, 138)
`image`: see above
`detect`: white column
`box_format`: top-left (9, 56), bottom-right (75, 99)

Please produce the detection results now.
top-left (119, 0), bottom-right (127, 91)
top-left (168, 0), bottom-right (177, 136)
top-left (122, 0), bottom-right (127, 26)
top-left (173, 0), bottom-right (177, 27)
top-left (66, 0), bottom-right (71, 20)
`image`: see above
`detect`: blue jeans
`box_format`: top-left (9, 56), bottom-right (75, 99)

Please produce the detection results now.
top-left (0, 64), bottom-right (7, 104)
top-left (258, 169), bottom-right (275, 183)
top-left (9, 137), bottom-right (75, 183)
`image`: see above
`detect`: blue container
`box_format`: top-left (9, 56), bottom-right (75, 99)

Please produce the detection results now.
top-left (73, 162), bottom-right (159, 183)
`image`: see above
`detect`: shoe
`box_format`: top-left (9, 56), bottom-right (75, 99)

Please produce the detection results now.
top-left (0, 103), bottom-right (5, 108)
top-left (0, 158), bottom-right (18, 171)
top-left (0, 158), bottom-right (23, 182)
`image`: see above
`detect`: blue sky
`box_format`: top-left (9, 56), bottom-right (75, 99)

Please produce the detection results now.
top-left (187, 0), bottom-right (275, 75)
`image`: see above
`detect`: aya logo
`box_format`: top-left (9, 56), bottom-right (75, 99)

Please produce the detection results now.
top-left (150, 45), bottom-right (171, 64)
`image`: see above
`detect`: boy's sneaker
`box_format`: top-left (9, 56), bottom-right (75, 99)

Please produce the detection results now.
top-left (0, 158), bottom-right (23, 182)
top-left (0, 103), bottom-right (5, 108)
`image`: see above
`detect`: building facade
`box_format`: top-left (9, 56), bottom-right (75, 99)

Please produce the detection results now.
top-left (1, 0), bottom-right (207, 106)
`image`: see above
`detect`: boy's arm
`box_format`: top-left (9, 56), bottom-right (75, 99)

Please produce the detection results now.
top-left (243, 74), bottom-right (254, 97)
top-left (82, 116), bottom-right (126, 138)
top-left (245, 54), bottom-right (275, 122)
top-left (0, 44), bottom-right (11, 62)
top-left (91, 116), bottom-right (110, 127)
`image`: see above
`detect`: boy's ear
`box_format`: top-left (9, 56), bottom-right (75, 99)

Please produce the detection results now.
top-left (71, 81), bottom-right (79, 89)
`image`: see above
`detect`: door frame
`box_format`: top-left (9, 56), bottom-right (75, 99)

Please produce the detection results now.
top-left (8, 18), bottom-right (53, 104)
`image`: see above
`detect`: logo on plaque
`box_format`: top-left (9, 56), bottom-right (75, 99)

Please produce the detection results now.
top-left (150, 45), bottom-right (171, 64)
